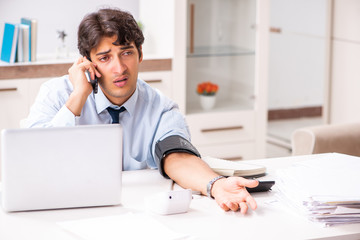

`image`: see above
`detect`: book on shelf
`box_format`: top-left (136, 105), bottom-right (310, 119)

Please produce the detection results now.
top-left (202, 156), bottom-right (266, 177)
top-left (1, 23), bottom-right (19, 63)
top-left (20, 17), bottom-right (37, 62)
top-left (16, 24), bottom-right (30, 62)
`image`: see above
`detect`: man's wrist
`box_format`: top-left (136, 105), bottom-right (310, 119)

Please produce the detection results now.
top-left (66, 91), bottom-right (89, 116)
top-left (207, 175), bottom-right (226, 199)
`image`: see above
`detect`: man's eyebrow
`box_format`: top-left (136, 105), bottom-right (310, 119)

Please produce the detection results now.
top-left (95, 46), bottom-right (134, 56)
top-left (96, 49), bottom-right (111, 56)
top-left (120, 45), bottom-right (134, 50)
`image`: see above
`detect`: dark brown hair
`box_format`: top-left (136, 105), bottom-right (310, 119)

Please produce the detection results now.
top-left (77, 8), bottom-right (144, 60)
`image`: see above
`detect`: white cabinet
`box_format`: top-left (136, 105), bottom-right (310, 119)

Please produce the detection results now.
top-left (0, 78), bottom-right (49, 129)
top-left (0, 78), bottom-right (49, 171)
top-left (138, 71), bottom-right (173, 98)
top-left (186, 111), bottom-right (255, 146)
top-left (187, 111), bottom-right (255, 160)
top-left (173, 0), bottom-right (269, 160)
top-left (0, 79), bottom-right (29, 129)
top-left (332, 0), bottom-right (360, 42)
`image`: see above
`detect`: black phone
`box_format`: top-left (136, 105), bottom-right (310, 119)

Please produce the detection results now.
top-left (246, 180), bottom-right (275, 193)
top-left (85, 69), bottom-right (98, 94)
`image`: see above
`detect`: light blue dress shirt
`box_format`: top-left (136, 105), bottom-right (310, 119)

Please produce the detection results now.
top-left (26, 75), bottom-right (191, 171)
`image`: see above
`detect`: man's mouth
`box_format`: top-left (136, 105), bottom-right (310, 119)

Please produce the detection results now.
top-left (113, 77), bottom-right (128, 87)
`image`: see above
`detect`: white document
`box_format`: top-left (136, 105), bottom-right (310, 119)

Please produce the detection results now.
top-left (276, 153), bottom-right (360, 226)
top-left (202, 156), bottom-right (266, 177)
top-left (58, 212), bottom-right (189, 240)
top-left (277, 153), bottom-right (360, 200)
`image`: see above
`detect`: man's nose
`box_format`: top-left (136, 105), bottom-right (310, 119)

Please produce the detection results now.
top-left (112, 56), bottom-right (127, 74)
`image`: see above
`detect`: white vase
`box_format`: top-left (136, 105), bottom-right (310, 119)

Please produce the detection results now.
top-left (200, 95), bottom-right (216, 110)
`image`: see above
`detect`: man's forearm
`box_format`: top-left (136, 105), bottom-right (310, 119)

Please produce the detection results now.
top-left (163, 152), bottom-right (219, 195)
top-left (65, 91), bottom-right (89, 116)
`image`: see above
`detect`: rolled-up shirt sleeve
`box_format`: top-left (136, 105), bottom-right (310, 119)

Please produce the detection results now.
top-left (148, 101), bottom-right (192, 169)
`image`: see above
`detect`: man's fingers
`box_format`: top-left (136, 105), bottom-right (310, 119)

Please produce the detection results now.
top-left (227, 201), bottom-right (239, 212)
top-left (220, 202), bottom-right (230, 211)
top-left (87, 66), bottom-right (97, 81)
top-left (239, 202), bottom-right (248, 214)
top-left (244, 179), bottom-right (259, 188)
top-left (77, 57), bottom-right (83, 64)
top-left (246, 195), bottom-right (257, 210)
top-left (79, 57), bottom-right (101, 80)
top-left (70, 57), bottom-right (83, 73)
top-left (215, 176), bottom-right (259, 213)
top-left (94, 66), bottom-right (102, 78)
top-left (232, 177), bottom-right (259, 188)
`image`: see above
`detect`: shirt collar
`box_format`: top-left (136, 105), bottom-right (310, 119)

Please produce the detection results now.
top-left (94, 81), bottom-right (139, 117)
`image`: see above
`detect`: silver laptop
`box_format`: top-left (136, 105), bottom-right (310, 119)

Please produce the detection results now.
top-left (1, 124), bottom-right (122, 212)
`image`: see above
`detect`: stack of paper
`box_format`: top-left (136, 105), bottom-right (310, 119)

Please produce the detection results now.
top-left (276, 153), bottom-right (360, 227)
top-left (202, 156), bottom-right (266, 177)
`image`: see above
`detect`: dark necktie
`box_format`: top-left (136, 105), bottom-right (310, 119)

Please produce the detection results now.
top-left (107, 106), bottom-right (126, 124)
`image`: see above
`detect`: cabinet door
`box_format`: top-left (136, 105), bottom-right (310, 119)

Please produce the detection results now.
top-left (332, 0), bottom-right (360, 42)
top-left (186, 0), bottom-right (257, 114)
top-left (138, 71), bottom-right (172, 98)
top-left (186, 111), bottom-right (255, 145)
top-left (268, 0), bottom-right (327, 110)
top-left (330, 41), bottom-right (360, 123)
top-left (174, 0), bottom-right (268, 159)
top-left (0, 79), bottom-right (30, 173)
top-left (270, 0), bottom-right (327, 36)
top-left (0, 79), bottom-right (29, 129)
top-left (330, 0), bottom-right (360, 123)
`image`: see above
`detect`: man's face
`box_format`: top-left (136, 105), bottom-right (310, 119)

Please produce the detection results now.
top-left (89, 35), bottom-right (143, 106)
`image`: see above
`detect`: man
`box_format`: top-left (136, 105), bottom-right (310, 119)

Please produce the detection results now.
top-left (26, 8), bottom-right (259, 213)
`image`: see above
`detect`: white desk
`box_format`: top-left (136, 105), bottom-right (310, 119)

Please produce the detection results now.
top-left (1, 155), bottom-right (360, 240)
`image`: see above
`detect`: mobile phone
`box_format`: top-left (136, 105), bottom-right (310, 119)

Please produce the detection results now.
top-left (85, 69), bottom-right (98, 94)
top-left (246, 180), bottom-right (275, 193)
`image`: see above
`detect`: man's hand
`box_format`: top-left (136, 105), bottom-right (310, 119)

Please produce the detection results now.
top-left (66, 57), bottom-right (101, 116)
top-left (163, 153), bottom-right (259, 214)
top-left (211, 177), bottom-right (259, 214)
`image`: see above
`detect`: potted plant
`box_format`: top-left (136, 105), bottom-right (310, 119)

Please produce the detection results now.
top-left (196, 81), bottom-right (219, 110)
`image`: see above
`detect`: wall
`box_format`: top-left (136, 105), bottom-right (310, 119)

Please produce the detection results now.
top-left (0, 0), bottom-right (139, 58)
top-left (139, 0), bottom-right (174, 59)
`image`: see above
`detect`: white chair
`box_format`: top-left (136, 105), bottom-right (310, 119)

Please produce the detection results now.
top-left (291, 122), bottom-right (360, 156)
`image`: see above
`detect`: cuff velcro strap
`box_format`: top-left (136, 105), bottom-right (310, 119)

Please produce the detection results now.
top-left (155, 135), bottom-right (201, 178)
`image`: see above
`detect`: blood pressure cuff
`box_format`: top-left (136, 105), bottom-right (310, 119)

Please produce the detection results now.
top-left (155, 135), bottom-right (201, 178)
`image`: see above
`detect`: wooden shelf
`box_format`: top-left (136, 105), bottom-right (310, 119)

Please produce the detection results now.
top-left (0, 58), bottom-right (172, 80)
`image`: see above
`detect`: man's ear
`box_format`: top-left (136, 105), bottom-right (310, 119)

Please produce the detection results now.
top-left (139, 45), bottom-right (143, 63)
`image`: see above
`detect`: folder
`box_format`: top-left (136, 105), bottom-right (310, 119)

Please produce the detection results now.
top-left (1, 23), bottom-right (19, 63)
top-left (202, 156), bottom-right (266, 177)
top-left (16, 24), bottom-right (30, 62)
top-left (20, 17), bottom-right (37, 62)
